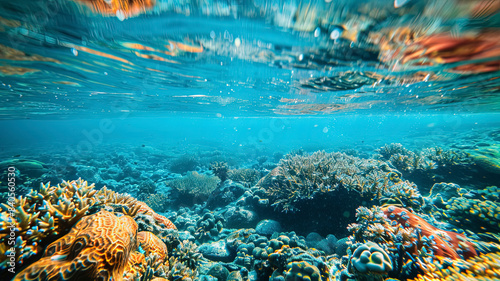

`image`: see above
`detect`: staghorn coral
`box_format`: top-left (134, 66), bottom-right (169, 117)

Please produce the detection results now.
top-left (375, 144), bottom-right (474, 190)
top-left (14, 210), bottom-right (138, 281)
top-left (171, 240), bottom-right (202, 270)
top-left (209, 161), bottom-right (229, 182)
top-left (259, 150), bottom-right (421, 212)
top-left (228, 168), bottom-right (261, 187)
top-left (124, 251), bottom-right (147, 281)
top-left (0, 179), bottom-right (98, 268)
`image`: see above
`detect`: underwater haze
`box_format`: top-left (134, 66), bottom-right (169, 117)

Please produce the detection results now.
top-left (1, 0), bottom-right (500, 281)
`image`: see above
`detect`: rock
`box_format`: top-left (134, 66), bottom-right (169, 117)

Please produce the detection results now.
top-left (198, 240), bottom-right (233, 262)
top-left (305, 232), bottom-right (323, 248)
top-left (256, 219), bottom-right (281, 236)
top-left (207, 263), bottom-right (230, 281)
top-left (223, 206), bottom-right (259, 228)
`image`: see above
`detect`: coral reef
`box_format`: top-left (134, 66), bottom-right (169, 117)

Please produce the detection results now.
top-left (228, 168), bottom-right (261, 187)
top-left (259, 150), bottom-right (421, 212)
top-left (348, 241), bottom-right (393, 281)
top-left (375, 143), bottom-right (475, 190)
top-left (14, 210), bottom-right (138, 281)
top-left (410, 252), bottom-right (500, 281)
top-left (347, 205), bottom-right (482, 280)
top-left (166, 171), bottom-right (220, 206)
top-left (169, 154), bottom-right (199, 174)
top-left (0, 179), bottom-right (176, 273)
top-left (210, 161), bottom-right (229, 183)
top-left (424, 184), bottom-right (500, 234)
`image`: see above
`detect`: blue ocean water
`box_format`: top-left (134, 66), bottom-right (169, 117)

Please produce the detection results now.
top-left (1, 0), bottom-right (500, 280)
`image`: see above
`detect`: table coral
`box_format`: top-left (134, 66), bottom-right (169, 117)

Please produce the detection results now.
top-left (14, 210), bottom-right (138, 281)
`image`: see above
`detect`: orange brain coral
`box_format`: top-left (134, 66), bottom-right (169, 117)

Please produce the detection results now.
top-left (137, 231), bottom-right (168, 263)
top-left (14, 210), bottom-right (138, 281)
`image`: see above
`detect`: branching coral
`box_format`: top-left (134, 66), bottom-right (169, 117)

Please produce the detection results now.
top-left (209, 161), bottom-right (229, 182)
top-left (0, 179), bottom-right (98, 268)
top-left (376, 144), bottom-right (471, 175)
top-left (14, 210), bottom-right (138, 281)
top-left (259, 150), bottom-right (421, 212)
top-left (228, 168), bottom-right (261, 187)
top-left (0, 179), bottom-right (176, 272)
top-left (166, 171), bottom-right (219, 205)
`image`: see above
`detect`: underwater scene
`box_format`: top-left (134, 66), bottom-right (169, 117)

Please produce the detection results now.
top-left (1, 0), bottom-right (500, 280)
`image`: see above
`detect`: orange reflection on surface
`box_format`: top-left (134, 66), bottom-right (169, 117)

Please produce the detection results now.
top-left (74, 0), bottom-right (155, 19)
top-left (402, 32), bottom-right (500, 73)
top-left (167, 40), bottom-right (204, 54)
top-left (65, 43), bottom-right (133, 65)
top-left (134, 52), bottom-right (180, 64)
top-left (0, 65), bottom-right (39, 75)
top-left (52, 81), bottom-right (81, 86)
top-left (0, 44), bottom-right (59, 63)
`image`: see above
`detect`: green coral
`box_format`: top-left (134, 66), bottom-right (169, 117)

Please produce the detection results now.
top-left (349, 242), bottom-right (393, 275)
top-left (284, 261), bottom-right (321, 281)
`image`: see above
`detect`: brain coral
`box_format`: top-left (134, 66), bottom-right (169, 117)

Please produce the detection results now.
top-left (350, 241), bottom-right (393, 274)
top-left (284, 261), bottom-right (322, 281)
top-left (137, 231), bottom-right (168, 264)
top-left (14, 210), bottom-right (138, 281)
